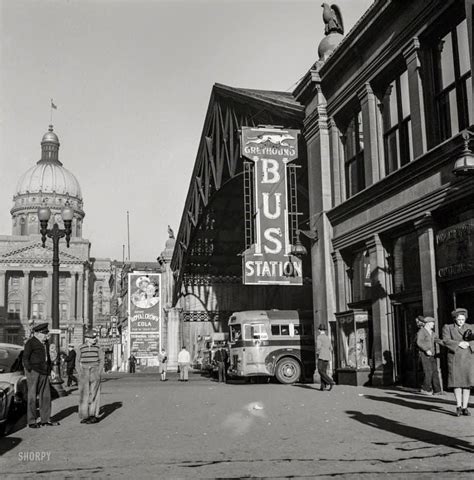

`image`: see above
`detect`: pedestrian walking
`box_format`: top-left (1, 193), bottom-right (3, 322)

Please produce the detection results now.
top-left (214, 347), bottom-right (228, 383)
top-left (177, 346), bottom-right (190, 381)
top-left (441, 308), bottom-right (474, 417)
top-left (128, 353), bottom-right (137, 373)
top-left (416, 316), bottom-right (443, 395)
top-left (65, 344), bottom-right (78, 387)
top-left (316, 324), bottom-right (335, 391)
top-left (23, 323), bottom-right (59, 428)
top-left (77, 329), bottom-right (103, 424)
top-left (158, 349), bottom-right (168, 381)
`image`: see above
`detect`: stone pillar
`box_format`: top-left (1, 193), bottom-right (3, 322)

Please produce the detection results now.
top-left (166, 307), bottom-right (181, 372)
top-left (332, 250), bottom-right (347, 313)
top-left (84, 269), bottom-right (89, 328)
top-left (359, 82), bottom-right (383, 185)
top-left (47, 270), bottom-right (53, 322)
top-left (77, 273), bottom-right (84, 323)
top-left (22, 270), bottom-right (30, 321)
top-left (0, 270), bottom-right (6, 325)
top-left (328, 118), bottom-right (343, 206)
top-left (366, 234), bottom-right (393, 386)
top-left (414, 213), bottom-right (439, 320)
top-left (70, 272), bottom-right (77, 322)
top-left (403, 37), bottom-right (427, 158)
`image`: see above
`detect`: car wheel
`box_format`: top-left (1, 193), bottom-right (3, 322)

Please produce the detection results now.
top-left (275, 357), bottom-right (301, 384)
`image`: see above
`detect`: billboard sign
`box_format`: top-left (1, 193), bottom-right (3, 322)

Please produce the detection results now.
top-left (128, 273), bottom-right (161, 359)
top-left (129, 333), bottom-right (159, 359)
top-left (241, 126), bottom-right (303, 285)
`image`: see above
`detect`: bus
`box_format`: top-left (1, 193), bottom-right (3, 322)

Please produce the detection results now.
top-left (227, 310), bottom-right (315, 384)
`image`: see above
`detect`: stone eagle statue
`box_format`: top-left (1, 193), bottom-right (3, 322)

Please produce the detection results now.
top-left (322, 3), bottom-right (344, 35)
top-left (167, 225), bottom-right (175, 239)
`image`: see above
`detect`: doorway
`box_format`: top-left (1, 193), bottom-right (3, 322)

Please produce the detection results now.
top-left (393, 301), bottom-right (423, 388)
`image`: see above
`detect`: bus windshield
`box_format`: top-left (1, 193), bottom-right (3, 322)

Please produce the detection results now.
top-left (229, 324), bottom-right (242, 342)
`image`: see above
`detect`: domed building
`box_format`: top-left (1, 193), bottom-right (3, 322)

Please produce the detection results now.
top-left (0, 126), bottom-right (112, 347)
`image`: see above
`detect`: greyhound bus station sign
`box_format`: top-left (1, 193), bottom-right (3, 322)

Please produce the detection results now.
top-left (241, 126), bottom-right (303, 285)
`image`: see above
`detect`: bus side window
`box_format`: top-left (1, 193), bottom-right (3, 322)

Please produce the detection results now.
top-left (244, 324), bottom-right (253, 340)
top-left (271, 325), bottom-right (280, 335)
top-left (252, 324), bottom-right (268, 340)
top-left (293, 324), bottom-right (301, 336)
top-left (280, 324), bottom-right (290, 336)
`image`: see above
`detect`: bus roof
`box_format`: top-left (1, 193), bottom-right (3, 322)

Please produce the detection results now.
top-left (228, 310), bottom-right (312, 323)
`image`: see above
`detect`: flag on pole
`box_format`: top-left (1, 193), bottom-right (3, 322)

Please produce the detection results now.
top-left (51, 99), bottom-right (57, 110)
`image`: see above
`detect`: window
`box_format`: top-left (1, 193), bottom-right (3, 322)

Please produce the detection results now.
top-left (31, 302), bottom-right (45, 320)
top-left (349, 250), bottom-right (371, 304)
top-left (244, 323), bottom-right (267, 340)
top-left (391, 231), bottom-right (421, 294)
top-left (434, 19), bottom-right (472, 141)
top-left (271, 324), bottom-right (290, 336)
top-left (230, 324), bottom-right (242, 342)
top-left (7, 302), bottom-right (21, 320)
top-left (382, 70), bottom-right (413, 174)
top-left (344, 111), bottom-right (365, 198)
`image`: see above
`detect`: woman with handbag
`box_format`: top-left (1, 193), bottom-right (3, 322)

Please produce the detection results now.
top-left (442, 308), bottom-right (474, 416)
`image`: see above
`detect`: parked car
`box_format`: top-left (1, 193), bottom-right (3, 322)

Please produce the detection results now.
top-left (0, 343), bottom-right (27, 435)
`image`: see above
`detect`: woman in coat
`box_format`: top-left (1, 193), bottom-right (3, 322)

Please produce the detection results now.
top-left (442, 308), bottom-right (474, 416)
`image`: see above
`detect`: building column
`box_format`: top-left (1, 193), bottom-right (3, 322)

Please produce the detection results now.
top-left (0, 270), bottom-right (6, 330)
top-left (359, 82), bottom-right (384, 185)
top-left (166, 307), bottom-right (181, 372)
top-left (77, 272), bottom-right (84, 323)
top-left (403, 37), bottom-right (427, 158)
top-left (366, 234), bottom-right (393, 386)
top-left (47, 270), bottom-right (53, 322)
top-left (22, 270), bottom-right (31, 321)
top-left (70, 272), bottom-right (77, 322)
top-left (331, 250), bottom-right (347, 313)
top-left (84, 269), bottom-right (89, 328)
top-left (414, 212), bottom-right (439, 321)
top-left (328, 118), bottom-right (343, 205)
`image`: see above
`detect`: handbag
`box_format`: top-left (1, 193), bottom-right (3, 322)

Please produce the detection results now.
top-left (462, 329), bottom-right (474, 342)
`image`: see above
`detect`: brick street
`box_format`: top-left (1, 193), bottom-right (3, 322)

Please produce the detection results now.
top-left (0, 372), bottom-right (473, 479)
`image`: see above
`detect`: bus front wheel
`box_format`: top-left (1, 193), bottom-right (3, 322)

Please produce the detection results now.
top-left (275, 357), bottom-right (301, 384)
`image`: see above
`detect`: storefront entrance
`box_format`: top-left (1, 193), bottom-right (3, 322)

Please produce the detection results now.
top-left (392, 300), bottom-right (423, 388)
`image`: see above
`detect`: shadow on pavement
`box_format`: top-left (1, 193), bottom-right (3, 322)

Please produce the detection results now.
top-left (98, 401), bottom-right (122, 422)
top-left (388, 392), bottom-right (473, 409)
top-left (51, 405), bottom-right (78, 422)
top-left (346, 410), bottom-right (474, 453)
top-left (363, 394), bottom-right (451, 415)
top-left (0, 436), bottom-right (22, 455)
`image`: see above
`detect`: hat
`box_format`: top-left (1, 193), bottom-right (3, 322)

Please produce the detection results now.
top-left (318, 324), bottom-right (327, 331)
top-left (68, 344), bottom-right (74, 348)
top-left (451, 308), bottom-right (468, 319)
top-left (32, 322), bottom-right (49, 334)
top-left (420, 316), bottom-right (435, 324)
top-left (136, 276), bottom-right (150, 288)
top-left (84, 329), bottom-right (96, 338)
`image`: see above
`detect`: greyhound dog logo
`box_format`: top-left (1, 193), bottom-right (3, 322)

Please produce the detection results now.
top-left (245, 133), bottom-right (295, 147)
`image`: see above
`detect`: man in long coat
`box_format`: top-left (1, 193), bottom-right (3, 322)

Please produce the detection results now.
top-left (23, 323), bottom-right (60, 428)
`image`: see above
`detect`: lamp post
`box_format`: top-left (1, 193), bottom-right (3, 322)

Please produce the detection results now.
top-left (38, 203), bottom-right (74, 397)
top-left (290, 228), bottom-right (319, 257)
top-left (452, 131), bottom-right (474, 176)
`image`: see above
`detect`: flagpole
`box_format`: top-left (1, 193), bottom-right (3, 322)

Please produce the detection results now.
top-left (127, 211), bottom-right (131, 261)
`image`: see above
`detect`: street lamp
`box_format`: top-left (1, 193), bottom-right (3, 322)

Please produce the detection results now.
top-left (452, 131), bottom-right (474, 176)
top-left (38, 203), bottom-right (74, 397)
top-left (291, 228), bottom-right (319, 257)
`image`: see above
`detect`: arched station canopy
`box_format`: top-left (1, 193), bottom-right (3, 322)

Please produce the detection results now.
top-left (171, 83), bottom-right (309, 301)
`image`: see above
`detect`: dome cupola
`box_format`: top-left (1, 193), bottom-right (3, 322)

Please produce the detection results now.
top-left (11, 125), bottom-right (85, 237)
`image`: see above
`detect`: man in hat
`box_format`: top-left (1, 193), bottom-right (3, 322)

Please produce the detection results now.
top-left (416, 316), bottom-right (443, 395)
top-left (77, 329), bottom-right (103, 424)
top-left (23, 322), bottom-right (59, 428)
top-left (65, 344), bottom-right (78, 387)
top-left (316, 324), bottom-right (335, 391)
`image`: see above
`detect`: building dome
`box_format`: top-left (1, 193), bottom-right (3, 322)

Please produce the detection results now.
top-left (16, 162), bottom-right (82, 199)
top-left (11, 125), bottom-right (85, 237)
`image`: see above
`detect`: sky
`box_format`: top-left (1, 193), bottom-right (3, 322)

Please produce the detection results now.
top-left (0, 0), bottom-right (374, 262)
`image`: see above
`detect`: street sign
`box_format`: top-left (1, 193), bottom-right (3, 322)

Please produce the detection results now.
top-left (49, 328), bottom-right (61, 335)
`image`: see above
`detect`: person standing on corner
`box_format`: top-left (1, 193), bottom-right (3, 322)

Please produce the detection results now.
top-left (65, 344), bottom-right (78, 387)
top-left (316, 324), bottom-right (335, 391)
top-left (177, 346), bottom-right (191, 382)
top-left (214, 347), bottom-right (227, 383)
top-left (158, 348), bottom-right (168, 381)
top-left (23, 323), bottom-right (59, 428)
top-left (77, 329), bottom-right (103, 424)
top-left (128, 353), bottom-right (137, 374)
top-left (442, 308), bottom-right (474, 416)
top-left (416, 316), bottom-right (443, 395)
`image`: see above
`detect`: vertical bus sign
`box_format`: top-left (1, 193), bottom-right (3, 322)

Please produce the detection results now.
top-left (241, 126), bottom-right (303, 285)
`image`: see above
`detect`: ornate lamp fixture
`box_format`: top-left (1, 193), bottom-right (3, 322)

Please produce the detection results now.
top-left (291, 228), bottom-right (319, 257)
top-left (37, 202), bottom-right (74, 397)
top-left (452, 131), bottom-right (474, 176)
